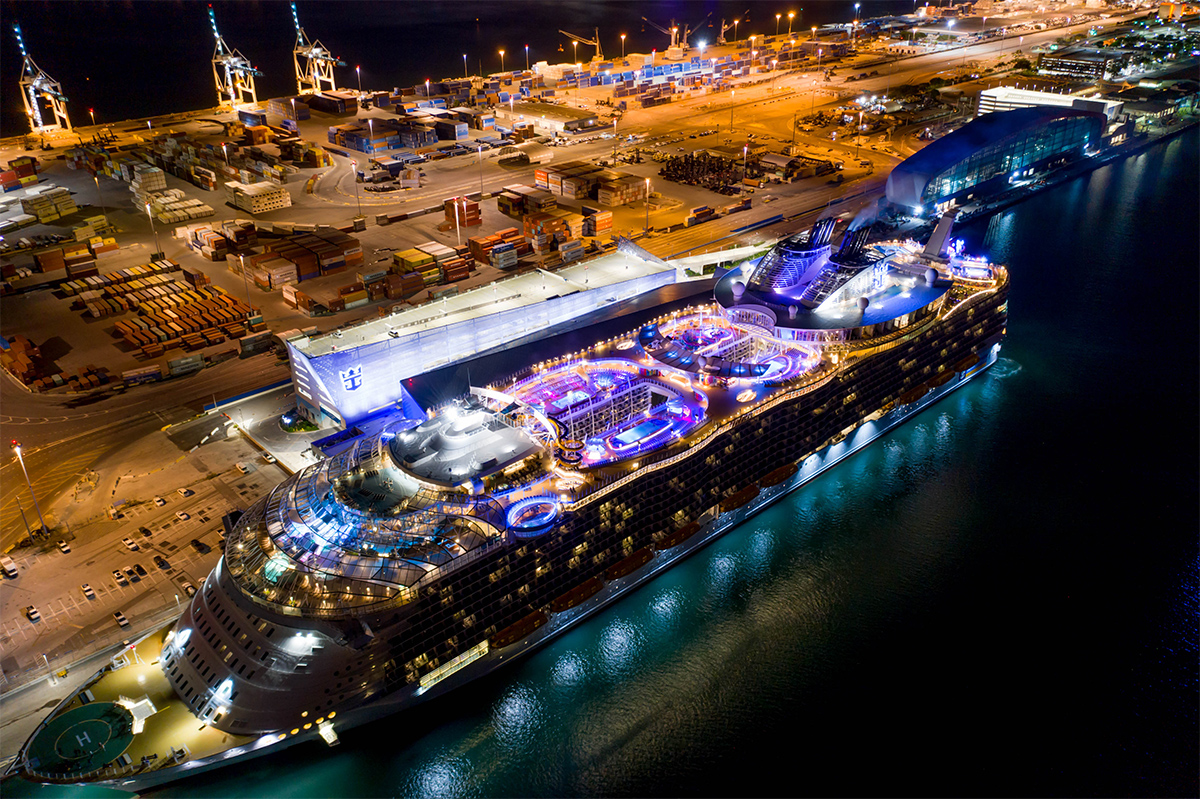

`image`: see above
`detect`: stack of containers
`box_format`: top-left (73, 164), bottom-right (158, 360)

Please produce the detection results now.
top-left (489, 242), bottom-right (518, 269)
top-left (224, 181), bottom-right (292, 214)
top-left (392, 248), bottom-right (442, 286)
top-left (87, 235), bottom-right (120, 258)
top-left (20, 188), bottom-right (59, 224)
top-left (1, 156), bottom-right (40, 193)
top-left (443, 197), bottom-right (481, 227)
top-left (558, 238), bottom-right (585, 264)
top-left (0, 335), bottom-right (42, 385)
top-left (596, 174), bottom-right (648, 207)
top-left (582, 206), bottom-right (613, 237)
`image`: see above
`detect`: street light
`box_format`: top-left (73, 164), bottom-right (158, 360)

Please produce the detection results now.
top-left (776, 14), bottom-right (782, 36)
top-left (771, 59), bottom-right (779, 91)
top-left (854, 3), bottom-right (861, 44)
top-left (621, 34), bottom-right (626, 59)
top-left (572, 40), bottom-right (578, 64)
top-left (11, 442), bottom-right (48, 538)
top-left (741, 144), bottom-right (748, 195)
top-left (730, 88), bottom-right (735, 134)
top-left (349, 158), bottom-right (361, 217)
top-left (355, 65), bottom-right (361, 94)
top-left (812, 26), bottom-right (818, 41)
top-left (145, 202), bottom-right (163, 259)
top-left (499, 49), bottom-right (506, 74)
top-left (425, 78), bottom-right (430, 97)
top-left (644, 177), bottom-right (650, 232)
top-left (788, 11), bottom-right (795, 37)
top-left (734, 19), bottom-right (739, 43)
top-left (463, 53), bottom-right (468, 78)
top-left (477, 144), bottom-right (484, 195)
top-left (88, 107), bottom-right (96, 127)
top-left (92, 172), bottom-right (108, 230)
top-left (525, 44), bottom-right (529, 71)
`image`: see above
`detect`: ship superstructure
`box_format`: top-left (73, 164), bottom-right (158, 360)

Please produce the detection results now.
top-left (15, 224), bottom-right (1008, 790)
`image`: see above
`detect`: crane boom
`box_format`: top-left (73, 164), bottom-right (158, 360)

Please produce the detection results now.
top-left (292, 2), bottom-right (344, 95)
top-left (558, 28), bottom-right (603, 61)
top-left (716, 10), bottom-right (751, 44)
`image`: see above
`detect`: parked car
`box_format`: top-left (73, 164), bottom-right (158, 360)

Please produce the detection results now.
top-left (182, 581), bottom-right (198, 597)
top-left (81, 583), bottom-right (97, 600)
top-left (133, 563), bottom-right (147, 577)
top-left (153, 497), bottom-right (166, 507)
top-left (57, 539), bottom-right (70, 553)
top-left (25, 605), bottom-right (40, 622)
top-left (154, 555), bottom-right (171, 570)
top-left (124, 567), bottom-right (139, 583)
top-left (138, 526), bottom-right (153, 538)
top-left (122, 537), bottom-right (140, 551)
top-left (175, 511), bottom-right (190, 522)
top-left (235, 462), bottom-right (251, 475)
top-left (112, 569), bottom-right (128, 586)
top-left (190, 538), bottom-right (210, 554)
top-left (176, 488), bottom-right (194, 497)
top-left (262, 453), bottom-right (277, 464)
top-left (113, 611), bottom-right (130, 628)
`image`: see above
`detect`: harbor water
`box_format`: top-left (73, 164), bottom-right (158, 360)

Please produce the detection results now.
top-left (7, 128), bottom-right (1195, 799)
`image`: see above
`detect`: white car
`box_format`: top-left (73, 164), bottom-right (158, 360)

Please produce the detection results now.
top-left (122, 537), bottom-right (140, 552)
top-left (81, 583), bottom-right (96, 600)
top-left (153, 497), bottom-right (166, 507)
top-left (25, 605), bottom-right (40, 622)
top-left (262, 453), bottom-right (277, 464)
top-left (182, 581), bottom-right (198, 597)
top-left (57, 539), bottom-right (71, 553)
top-left (175, 511), bottom-right (190, 521)
top-left (113, 611), bottom-right (130, 628)
top-left (176, 488), bottom-right (194, 497)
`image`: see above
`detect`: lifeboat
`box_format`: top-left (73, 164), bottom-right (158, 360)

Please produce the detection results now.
top-left (720, 485), bottom-right (760, 513)
top-left (656, 521), bottom-right (700, 550)
top-left (490, 609), bottom-right (549, 648)
top-left (605, 547), bottom-right (653, 581)
top-left (759, 462), bottom-right (798, 488)
top-left (550, 576), bottom-right (604, 613)
top-left (926, 370), bottom-right (955, 388)
top-left (897, 385), bottom-right (929, 405)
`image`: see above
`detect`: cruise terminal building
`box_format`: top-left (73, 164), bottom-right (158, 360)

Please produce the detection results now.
top-left (885, 106), bottom-right (1106, 215)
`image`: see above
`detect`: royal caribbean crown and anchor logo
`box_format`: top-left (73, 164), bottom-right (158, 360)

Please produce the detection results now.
top-left (339, 364), bottom-right (364, 392)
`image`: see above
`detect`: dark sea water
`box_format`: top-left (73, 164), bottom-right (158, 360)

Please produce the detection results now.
top-left (3, 3), bottom-right (1196, 796)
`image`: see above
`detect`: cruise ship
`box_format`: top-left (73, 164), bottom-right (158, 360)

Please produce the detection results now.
top-left (12, 221), bottom-right (1008, 791)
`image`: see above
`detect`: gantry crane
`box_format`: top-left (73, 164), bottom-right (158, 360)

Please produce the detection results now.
top-left (208, 5), bottom-right (260, 108)
top-left (641, 13), bottom-right (712, 52)
top-left (716, 10), bottom-right (751, 45)
top-left (559, 28), bottom-right (603, 61)
top-left (292, 2), bottom-right (344, 95)
top-left (12, 22), bottom-right (71, 133)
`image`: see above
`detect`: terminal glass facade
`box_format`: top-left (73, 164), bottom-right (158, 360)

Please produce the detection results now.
top-left (923, 115), bottom-right (1096, 205)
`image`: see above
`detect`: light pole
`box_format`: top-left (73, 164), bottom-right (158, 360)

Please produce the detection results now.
top-left (477, 144), bottom-right (484, 195)
top-left (771, 59), bottom-right (779, 91)
top-left (621, 34), bottom-right (626, 59)
top-left (499, 49), bottom-right (506, 74)
top-left (92, 173), bottom-right (108, 230)
top-left (425, 78), bottom-right (430, 97)
top-left (644, 178), bottom-right (650, 232)
top-left (818, 47), bottom-right (823, 75)
top-left (525, 44), bottom-right (529, 71)
top-left (88, 107), bottom-right (96, 127)
top-left (12, 442), bottom-right (48, 538)
top-left (812, 26), bottom-right (817, 41)
top-left (776, 14), bottom-right (781, 37)
top-left (576, 63), bottom-right (582, 106)
top-left (463, 53), bottom-right (468, 78)
top-left (145, 202), bottom-right (163, 259)
top-left (788, 11), bottom-right (795, 37)
top-left (612, 118), bottom-right (618, 161)
top-left (356, 65), bottom-right (361, 94)
top-left (741, 144), bottom-right (748, 195)
top-left (854, 3), bottom-right (861, 45)
top-left (349, 159), bottom-right (361, 217)
top-left (734, 19), bottom-right (739, 43)
top-left (730, 88), bottom-right (735, 135)
top-left (572, 40), bottom-right (578, 65)
top-left (811, 78), bottom-right (817, 114)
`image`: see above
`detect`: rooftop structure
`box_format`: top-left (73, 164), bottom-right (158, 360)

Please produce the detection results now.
top-left (976, 86), bottom-right (1125, 122)
top-left (286, 244), bottom-right (681, 426)
top-left (492, 101), bottom-right (598, 133)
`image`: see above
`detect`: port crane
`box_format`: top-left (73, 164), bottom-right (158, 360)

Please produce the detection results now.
top-left (291, 3), bottom-right (344, 95)
top-left (715, 10), bottom-right (751, 45)
top-left (12, 23), bottom-right (71, 133)
top-left (641, 13), bottom-right (711, 53)
top-left (208, 5), bottom-right (260, 108)
top-left (559, 28), bottom-right (603, 61)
